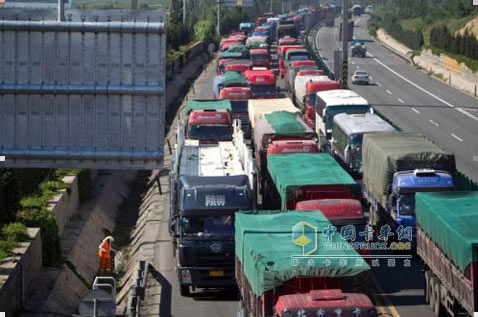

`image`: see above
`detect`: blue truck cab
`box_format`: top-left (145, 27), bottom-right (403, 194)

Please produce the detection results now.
top-left (388, 169), bottom-right (455, 233)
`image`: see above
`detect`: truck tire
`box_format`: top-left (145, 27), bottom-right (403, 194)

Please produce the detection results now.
top-left (180, 285), bottom-right (190, 297)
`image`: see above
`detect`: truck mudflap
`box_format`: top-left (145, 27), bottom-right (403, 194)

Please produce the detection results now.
top-left (418, 227), bottom-right (477, 316)
top-left (178, 265), bottom-right (236, 288)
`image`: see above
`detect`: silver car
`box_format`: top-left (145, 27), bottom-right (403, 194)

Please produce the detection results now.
top-left (351, 70), bottom-right (369, 85)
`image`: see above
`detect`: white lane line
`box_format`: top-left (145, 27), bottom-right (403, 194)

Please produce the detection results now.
top-left (451, 133), bottom-right (464, 142)
top-left (369, 76), bottom-right (374, 80)
top-left (429, 119), bottom-right (439, 127)
top-left (474, 156), bottom-right (478, 162)
top-left (386, 89), bottom-right (392, 95)
top-left (377, 83), bottom-right (382, 87)
top-left (356, 66), bottom-right (360, 69)
top-left (351, 61), bottom-right (355, 65)
top-left (456, 108), bottom-right (478, 122)
top-left (397, 98), bottom-right (404, 104)
top-left (412, 108), bottom-right (420, 114)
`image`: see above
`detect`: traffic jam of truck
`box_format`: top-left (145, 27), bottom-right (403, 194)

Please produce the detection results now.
top-left (169, 5), bottom-right (478, 317)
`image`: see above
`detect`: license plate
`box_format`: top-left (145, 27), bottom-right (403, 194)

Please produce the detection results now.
top-left (209, 270), bottom-right (224, 277)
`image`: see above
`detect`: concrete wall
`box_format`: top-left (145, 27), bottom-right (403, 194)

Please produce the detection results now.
top-left (0, 228), bottom-right (42, 317)
top-left (49, 175), bottom-right (80, 236)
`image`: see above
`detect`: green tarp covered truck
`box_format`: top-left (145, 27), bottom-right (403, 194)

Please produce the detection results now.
top-left (235, 210), bottom-right (375, 317)
top-left (362, 132), bottom-right (456, 241)
top-left (265, 153), bottom-right (360, 210)
top-left (416, 192), bottom-right (478, 317)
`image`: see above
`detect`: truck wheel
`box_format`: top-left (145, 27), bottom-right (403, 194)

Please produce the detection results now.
top-left (180, 285), bottom-right (190, 297)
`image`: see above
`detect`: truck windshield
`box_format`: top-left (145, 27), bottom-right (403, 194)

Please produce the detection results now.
top-left (188, 124), bottom-right (232, 141)
top-left (251, 54), bottom-right (268, 61)
top-left (398, 194), bottom-right (415, 216)
top-left (289, 54), bottom-right (310, 61)
top-left (230, 100), bottom-right (249, 113)
top-left (181, 215), bottom-right (234, 239)
top-left (251, 84), bottom-right (276, 97)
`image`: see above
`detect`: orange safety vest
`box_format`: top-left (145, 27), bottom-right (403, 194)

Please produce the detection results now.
top-left (98, 240), bottom-right (111, 259)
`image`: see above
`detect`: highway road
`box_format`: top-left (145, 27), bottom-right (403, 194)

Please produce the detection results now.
top-left (315, 15), bottom-right (478, 182)
top-left (149, 47), bottom-right (433, 317)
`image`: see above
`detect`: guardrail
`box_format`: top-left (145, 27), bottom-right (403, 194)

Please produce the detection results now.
top-left (304, 23), bottom-right (336, 80)
top-left (126, 261), bottom-right (153, 317)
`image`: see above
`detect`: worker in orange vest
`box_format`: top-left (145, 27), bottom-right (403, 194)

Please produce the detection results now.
top-left (98, 236), bottom-right (115, 274)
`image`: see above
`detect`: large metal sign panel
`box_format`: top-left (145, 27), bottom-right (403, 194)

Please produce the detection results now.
top-left (0, 10), bottom-right (166, 169)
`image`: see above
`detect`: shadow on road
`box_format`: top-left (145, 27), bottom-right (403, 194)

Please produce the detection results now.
top-left (150, 266), bottom-right (173, 316)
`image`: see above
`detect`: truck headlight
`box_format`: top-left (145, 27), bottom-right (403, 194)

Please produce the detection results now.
top-left (181, 269), bottom-right (192, 284)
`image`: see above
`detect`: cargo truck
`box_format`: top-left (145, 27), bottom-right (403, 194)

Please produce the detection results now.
top-left (248, 98), bottom-right (300, 131)
top-left (236, 210), bottom-right (375, 317)
top-left (303, 80), bottom-right (341, 128)
top-left (276, 23), bottom-right (297, 40)
top-left (416, 192), bottom-right (478, 317)
top-left (249, 48), bottom-right (271, 69)
top-left (285, 60), bottom-right (318, 94)
top-left (293, 72), bottom-right (328, 111)
top-left (315, 89), bottom-right (371, 151)
top-left (278, 45), bottom-right (302, 78)
top-left (351, 40), bottom-right (367, 58)
top-left (278, 36), bottom-right (298, 46)
top-left (331, 113), bottom-right (396, 175)
top-left (282, 49), bottom-right (311, 78)
top-left (185, 100), bottom-right (233, 142)
top-left (219, 87), bottom-right (253, 138)
top-left (362, 132), bottom-right (456, 240)
top-left (170, 122), bottom-right (255, 296)
top-left (213, 71), bottom-right (249, 99)
top-left (243, 69), bottom-right (277, 98)
top-left (264, 153), bottom-right (360, 210)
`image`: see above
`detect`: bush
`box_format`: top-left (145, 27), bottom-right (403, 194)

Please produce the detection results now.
top-left (430, 24), bottom-right (478, 61)
top-left (2, 222), bottom-right (29, 242)
top-left (16, 208), bottom-right (61, 266)
top-left (382, 14), bottom-right (424, 50)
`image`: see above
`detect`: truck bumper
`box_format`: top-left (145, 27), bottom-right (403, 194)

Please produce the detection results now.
top-left (178, 266), bottom-right (236, 288)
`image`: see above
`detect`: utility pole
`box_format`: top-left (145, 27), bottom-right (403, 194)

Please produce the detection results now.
top-left (217, 0), bottom-right (221, 35)
top-left (183, 0), bottom-right (186, 24)
top-left (281, 0), bottom-right (284, 13)
top-left (341, 0), bottom-right (349, 88)
top-left (57, 0), bottom-right (65, 21)
top-left (270, 0), bottom-right (273, 13)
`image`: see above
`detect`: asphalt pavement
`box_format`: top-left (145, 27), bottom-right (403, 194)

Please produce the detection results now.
top-left (315, 15), bottom-right (478, 182)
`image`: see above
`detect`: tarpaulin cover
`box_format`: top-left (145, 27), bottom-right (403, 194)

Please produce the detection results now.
top-left (220, 51), bottom-right (243, 59)
top-left (248, 98), bottom-right (299, 129)
top-left (267, 153), bottom-right (359, 207)
top-left (253, 111), bottom-right (314, 153)
top-left (185, 99), bottom-right (232, 113)
top-left (362, 132), bottom-right (456, 207)
top-left (222, 71), bottom-right (249, 87)
top-left (235, 210), bottom-right (370, 296)
top-left (416, 192), bottom-right (478, 272)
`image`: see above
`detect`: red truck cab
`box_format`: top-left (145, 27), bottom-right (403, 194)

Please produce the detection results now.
top-left (278, 36), bottom-right (298, 46)
top-left (244, 69), bottom-right (276, 98)
top-left (219, 87), bottom-right (252, 138)
top-left (297, 69), bottom-right (325, 77)
top-left (249, 48), bottom-right (271, 69)
top-left (278, 45), bottom-right (303, 78)
top-left (256, 16), bottom-right (267, 27)
top-left (275, 289), bottom-right (376, 317)
top-left (229, 34), bottom-right (247, 44)
top-left (220, 39), bottom-right (241, 51)
top-left (304, 80), bottom-right (341, 128)
top-left (267, 140), bottom-right (318, 155)
top-left (186, 110), bottom-right (232, 143)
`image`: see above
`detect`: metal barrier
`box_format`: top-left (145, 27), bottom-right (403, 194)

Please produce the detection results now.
top-left (126, 260), bottom-right (152, 317)
top-left (304, 22), bottom-right (336, 80)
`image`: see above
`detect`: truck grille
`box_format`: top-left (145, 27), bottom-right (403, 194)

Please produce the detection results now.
top-left (195, 252), bottom-right (234, 267)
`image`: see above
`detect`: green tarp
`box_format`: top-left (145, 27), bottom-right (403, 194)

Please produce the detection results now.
top-left (416, 192), bottom-right (478, 273)
top-left (267, 153), bottom-right (359, 208)
top-left (185, 99), bottom-right (232, 114)
top-left (362, 132), bottom-right (456, 207)
top-left (235, 210), bottom-right (370, 296)
top-left (265, 111), bottom-right (307, 135)
top-left (222, 71), bottom-right (249, 87)
top-left (220, 51), bottom-right (243, 59)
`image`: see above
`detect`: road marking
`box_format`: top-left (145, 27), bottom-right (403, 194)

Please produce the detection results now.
top-left (397, 98), bottom-right (404, 104)
top-left (373, 277), bottom-right (401, 317)
top-left (451, 133), bottom-right (464, 142)
top-left (369, 76), bottom-right (374, 80)
top-left (386, 89), bottom-right (392, 95)
top-left (474, 156), bottom-right (478, 162)
top-left (356, 66), bottom-right (359, 69)
top-left (456, 107), bottom-right (478, 122)
top-left (377, 82), bottom-right (382, 87)
top-left (412, 107), bottom-right (420, 114)
top-left (351, 61), bottom-right (355, 65)
top-left (429, 119), bottom-right (440, 127)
